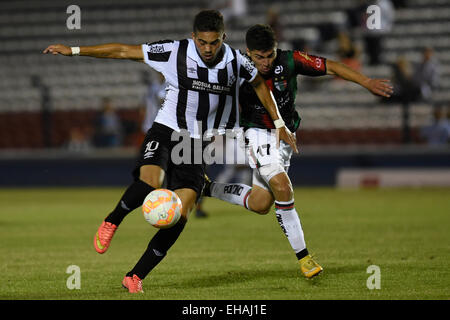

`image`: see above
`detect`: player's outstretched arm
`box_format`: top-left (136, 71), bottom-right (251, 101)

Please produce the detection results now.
top-left (43, 43), bottom-right (144, 62)
top-left (250, 74), bottom-right (299, 153)
top-left (326, 60), bottom-right (393, 98)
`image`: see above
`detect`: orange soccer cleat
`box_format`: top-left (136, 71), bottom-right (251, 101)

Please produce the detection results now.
top-left (122, 274), bottom-right (144, 293)
top-left (94, 221), bottom-right (118, 254)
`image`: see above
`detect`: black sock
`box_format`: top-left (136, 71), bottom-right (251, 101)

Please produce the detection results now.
top-left (296, 248), bottom-right (309, 260)
top-left (105, 179), bottom-right (154, 226)
top-left (127, 218), bottom-right (187, 279)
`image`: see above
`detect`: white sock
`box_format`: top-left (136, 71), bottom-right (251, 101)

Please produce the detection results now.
top-left (274, 199), bottom-right (307, 255)
top-left (210, 182), bottom-right (252, 209)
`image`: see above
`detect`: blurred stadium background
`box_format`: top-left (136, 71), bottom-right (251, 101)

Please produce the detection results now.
top-left (0, 0), bottom-right (449, 187)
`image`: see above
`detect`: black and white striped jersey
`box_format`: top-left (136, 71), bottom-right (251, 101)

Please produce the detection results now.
top-left (141, 39), bottom-right (257, 138)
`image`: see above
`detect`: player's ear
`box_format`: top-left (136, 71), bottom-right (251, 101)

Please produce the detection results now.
top-left (191, 32), bottom-right (196, 40)
top-left (246, 48), bottom-right (251, 56)
top-left (222, 33), bottom-right (226, 41)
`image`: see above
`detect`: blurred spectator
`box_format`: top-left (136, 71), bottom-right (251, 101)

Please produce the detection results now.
top-left (93, 98), bottom-right (124, 148)
top-left (346, 0), bottom-right (367, 29)
top-left (266, 5), bottom-right (293, 50)
top-left (66, 127), bottom-right (92, 153)
top-left (317, 10), bottom-right (348, 46)
top-left (391, 0), bottom-right (407, 8)
top-left (420, 106), bottom-right (450, 146)
top-left (413, 47), bottom-right (441, 103)
top-left (336, 32), bottom-right (362, 72)
top-left (362, 0), bottom-right (395, 65)
top-left (210, 0), bottom-right (247, 27)
top-left (142, 72), bottom-right (166, 133)
top-left (388, 56), bottom-right (420, 143)
top-left (266, 5), bottom-right (283, 42)
top-left (388, 56), bottom-right (420, 104)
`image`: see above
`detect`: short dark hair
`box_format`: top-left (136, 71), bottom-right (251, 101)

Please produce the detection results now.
top-left (246, 24), bottom-right (277, 51)
top-left (193, 10), bottom-right (224, 33)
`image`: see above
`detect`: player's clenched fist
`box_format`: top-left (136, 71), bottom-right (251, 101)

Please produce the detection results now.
top-left (43, 44), bottom-right (72, 56)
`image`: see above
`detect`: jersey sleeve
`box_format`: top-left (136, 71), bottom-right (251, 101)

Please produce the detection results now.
top-left (293, 51), bottom-right (327, 76)
top-left (141, 40), bottom-right (175, 73)
top-left (236, 51), bottom-right (258, 83)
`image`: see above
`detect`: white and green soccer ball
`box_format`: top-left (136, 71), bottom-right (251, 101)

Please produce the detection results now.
top-left (142, 189), bottom-right (182, 229)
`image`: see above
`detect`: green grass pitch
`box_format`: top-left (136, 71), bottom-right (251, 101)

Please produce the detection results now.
top-left (0, 187), bottom-right (449, 300)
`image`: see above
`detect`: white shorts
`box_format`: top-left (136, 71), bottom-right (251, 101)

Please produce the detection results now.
top-left (245, 128), bottom-right (293, 190)
top-left (224, 133), bottom-right (248, 165)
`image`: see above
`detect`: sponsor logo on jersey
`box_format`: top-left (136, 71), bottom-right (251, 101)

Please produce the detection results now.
top-left (242, 57), bottom-right (256, 74)
top-left (148, 44), bottom-right (165, 53)
top-left (315, 58), bottom-right (322, 68)
top-left (187, 67), bottom-right (197, 75)
top-left (191, 80), bottom-right (232, 94)
top-left (274, 65), bottom-right (284, 74)
top-left (228, 74), bottom-right (236, 87)
top-left (299, 52), bottom-right (313, 62)
top-left (274, 79), bottom-right (287, 92)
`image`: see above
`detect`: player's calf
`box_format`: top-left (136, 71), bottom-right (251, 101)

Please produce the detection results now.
top-left (208, 180), bottom-right (274, 214)
top-left (246, 187), bottom-right (274, 214)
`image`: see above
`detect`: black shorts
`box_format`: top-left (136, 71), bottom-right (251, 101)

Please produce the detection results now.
top-left (133, 122), bottom-right (206, 197)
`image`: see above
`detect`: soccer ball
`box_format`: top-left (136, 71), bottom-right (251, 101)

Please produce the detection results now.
top-left (142, 189), bottom-right (182, 229)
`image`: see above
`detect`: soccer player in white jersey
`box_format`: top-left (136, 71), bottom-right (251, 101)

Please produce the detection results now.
top-left (205, 25), bottom-right (393, 278)
top-left (43, 11), bottom-right (297, 293)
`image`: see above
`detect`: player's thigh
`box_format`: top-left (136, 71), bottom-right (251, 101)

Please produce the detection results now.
top-left (247, 128), bottom-right (293, 200)
top-left (267, 141), bottom-right (294, 201)
top-left (245, 128), bottom-right (278, 170)
top-left (173, 188), bottom-right (198, 219)
top-left (133, 122), bottom-right (170, 187)
top-left (166, 162), bottom-right (205, 215)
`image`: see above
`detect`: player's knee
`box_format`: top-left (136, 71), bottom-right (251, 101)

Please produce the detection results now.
top-left (252, 205), bottom-right (271, 215)
top-left (139, 175), bottom-right (162, 189)
top-left (270, 181), bottom-right (293, 200)
top-left (139, 166), bottom-right (164, 189)
top-left (248, 196), bottom-right (272, 215)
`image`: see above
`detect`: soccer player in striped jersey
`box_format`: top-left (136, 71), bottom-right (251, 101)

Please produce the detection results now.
top-left (206, 24), bottom-right (393, 278)
top-left (43, 11), bottom-right (297, 293)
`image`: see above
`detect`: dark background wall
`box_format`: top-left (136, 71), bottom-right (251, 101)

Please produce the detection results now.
top-left (1, 148), bottom-right (448, 187)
